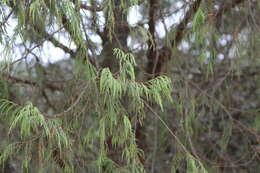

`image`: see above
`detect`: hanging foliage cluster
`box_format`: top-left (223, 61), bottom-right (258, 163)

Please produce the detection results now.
top-left (0, 0), bottom-right (259, 172)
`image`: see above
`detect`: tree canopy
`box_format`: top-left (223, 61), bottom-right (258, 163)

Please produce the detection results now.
top-left (0, 0), bottom-right (259, 172)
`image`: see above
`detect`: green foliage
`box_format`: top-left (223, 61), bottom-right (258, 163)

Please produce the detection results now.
top-left (0, 49), bottom-right (174, 172)
top-left (186, 154), bottom-right (207, 173)
top-left (192, 8), bottom-right (206, 34)
top-left (0, 143), bottom-right (20, 165)
top-left (95, 48), bottom-right (173, 171)
top-left (1, 0), bottom-right (259, 172)
top-left (0, 99), bottom-right (72, 171)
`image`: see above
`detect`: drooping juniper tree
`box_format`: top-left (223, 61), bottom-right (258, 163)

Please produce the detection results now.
top-left (0, 0), bottom-right (260, 173)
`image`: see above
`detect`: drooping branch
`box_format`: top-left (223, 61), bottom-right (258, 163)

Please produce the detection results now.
top-left (168, 0), bottom-right (246, 48)
top-left (170, 0), bottom-right (202, 47)
top-left (43, 0), bottom-right (97, 67)
top-left (144, 0), bottom-right (202, 78)
top-left (152, 0), bottom-right (247, 76)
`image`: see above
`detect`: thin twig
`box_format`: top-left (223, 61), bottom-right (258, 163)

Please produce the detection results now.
top-left (44, 88), bottom-right (86, 118)
top-left (143, 100), bottom-right (191, 155)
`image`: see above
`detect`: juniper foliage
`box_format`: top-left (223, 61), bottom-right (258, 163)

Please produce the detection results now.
top-left (0, 0), bottom-right (260, 173)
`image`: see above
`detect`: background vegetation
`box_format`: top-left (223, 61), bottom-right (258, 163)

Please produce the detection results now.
top-left (0, 0), bottom-right (259, 172)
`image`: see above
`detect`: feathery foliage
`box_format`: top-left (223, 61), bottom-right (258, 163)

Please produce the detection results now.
top-left (0, 0), bottom-right (260, 172)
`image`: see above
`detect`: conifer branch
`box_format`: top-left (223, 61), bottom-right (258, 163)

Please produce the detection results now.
top-left (36, 28), bottom-right (75, 55)
top-left (170, 0), bottom-right (202, 47)
top-left (0, 10), bottom-right (13, 28)
top-left (168, 0), bottom-right (246, 48)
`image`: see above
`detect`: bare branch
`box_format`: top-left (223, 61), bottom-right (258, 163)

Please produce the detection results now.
top-left (1, 73), bottom-right (61, 91)
top-left (44, 88), bottom-right (86, 118)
